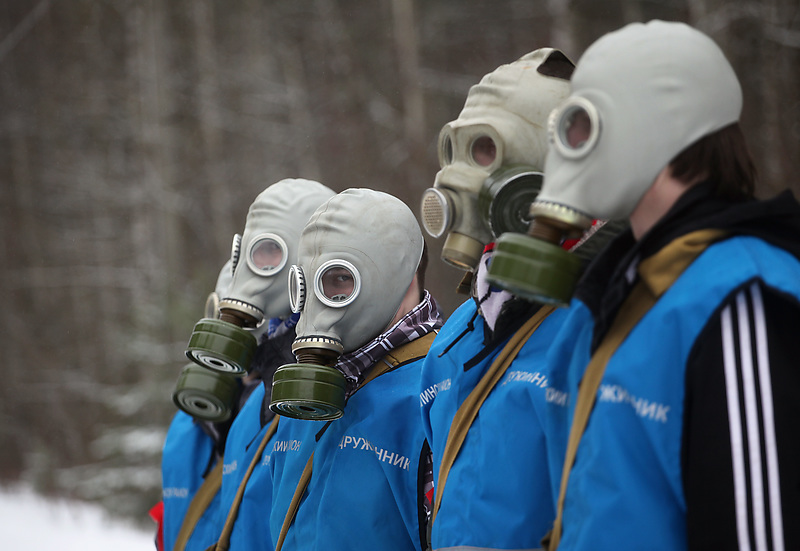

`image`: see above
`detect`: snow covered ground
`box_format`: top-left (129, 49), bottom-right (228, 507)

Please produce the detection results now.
top-left (1, 485), bottom-right (155, 550)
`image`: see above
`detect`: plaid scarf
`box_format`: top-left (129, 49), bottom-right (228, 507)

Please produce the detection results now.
top-left (337, 290), bottom-right (443, 396)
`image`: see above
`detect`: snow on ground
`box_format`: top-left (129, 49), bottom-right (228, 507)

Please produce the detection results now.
top-left (0, 485), bottom-right (155, 550)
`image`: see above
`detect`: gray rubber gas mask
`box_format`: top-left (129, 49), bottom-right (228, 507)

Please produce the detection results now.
top-left (420, 48), bottom-right (574, 271)
top-left (488, 21), bottom-right (742, 304)
top-left (186, 179), bottom-right (336, 375)
top-left (270, 188), bottom-right (423, 420)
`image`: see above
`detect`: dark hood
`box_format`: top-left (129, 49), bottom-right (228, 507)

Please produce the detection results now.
top-left (576, 183), bottom-right (800, 351)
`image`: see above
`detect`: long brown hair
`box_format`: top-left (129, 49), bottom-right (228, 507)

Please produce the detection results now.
top-left (669, 123), bottom-right (757, 201)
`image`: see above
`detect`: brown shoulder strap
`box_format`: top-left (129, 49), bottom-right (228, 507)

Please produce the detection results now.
top-left (431, 305), bottom-right (557, 527)
top-left (274, 450), bottom-right (314, 551)
top-left (275, 331), bottom-right (437, 551)
top-left (212, 414), bottom-right (280, 551)
top-left (173, 458), bottom-right (224, 551)
top-left (545, 229), bottom-right (725, 550)
top-left (383, 331), bottom-right (438, 368)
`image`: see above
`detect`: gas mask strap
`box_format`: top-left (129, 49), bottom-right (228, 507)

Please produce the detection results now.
top-left (433, 306), bottom-right (557, 528)
top-left (275, 348), bottom-right (412, 551)
top-left (173, 460), bottom-right (223, 551)
top-left (216, 415), bottom-right (281, 550)
top-left (546, 229), bottom-right (726, 550)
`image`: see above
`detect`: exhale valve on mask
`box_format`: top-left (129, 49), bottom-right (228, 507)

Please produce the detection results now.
top-left (269, 261), bottom-right (362, 420)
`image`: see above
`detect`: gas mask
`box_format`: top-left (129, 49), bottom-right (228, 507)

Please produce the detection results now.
top-left (172, 261), bottom-right (241, 422)
top-left (420, 48), bottom-right (574, 271)
top-left (185, 179), bottom-right (336, 375)
top-left (270, 188), bottom-right (424, 420)
top-left (488, 21), bottom-right (742, 305)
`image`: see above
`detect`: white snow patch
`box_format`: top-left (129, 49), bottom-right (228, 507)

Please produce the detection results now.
top-left (0, 485), bottom-right (155, 550)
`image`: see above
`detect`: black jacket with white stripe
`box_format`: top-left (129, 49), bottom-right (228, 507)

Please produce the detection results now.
top-left (576, 183), bottom-right (800, 550)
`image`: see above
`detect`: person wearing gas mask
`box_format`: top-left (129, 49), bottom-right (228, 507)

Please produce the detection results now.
top-left (484, 21), bottom-right (800, 551)
top-left (267, 188), bottom-right (444, 551)
top-left (417, 49), bottom-right (623, 550)
top-left (168, 178), bottom-right (335, 551)
top-left (156, 260), bottom-right (237, 551)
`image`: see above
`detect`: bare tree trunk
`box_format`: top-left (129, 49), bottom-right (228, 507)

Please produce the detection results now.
top-left (278, 42), bottom-right (323, 182)
top-left (757, 0), bottom-right (798, 197)
top-left (124, 0), bottom-right (178, 364)
top-left (192, 0), bottom-right (234, 255)
top-left (391, 0), bottom-right (426, 205)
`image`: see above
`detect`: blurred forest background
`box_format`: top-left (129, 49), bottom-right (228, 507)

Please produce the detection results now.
top-left (1, 0), bottom-right (798, 528)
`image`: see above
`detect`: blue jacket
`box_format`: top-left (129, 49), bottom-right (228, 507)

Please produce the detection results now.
top-left (547, 235), bottom-right (800, 550)
top-left (218, 382), bottom-right (277, 551)
top-left (269, 355), bottom-right (428, 551)
top-left (161, 411), bottom-right (222, 551)
top-left (420, 298), bottom-right (568, 550)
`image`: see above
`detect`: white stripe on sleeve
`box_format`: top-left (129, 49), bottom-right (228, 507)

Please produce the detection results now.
top-left (722, 284), bottom-right (784, 551)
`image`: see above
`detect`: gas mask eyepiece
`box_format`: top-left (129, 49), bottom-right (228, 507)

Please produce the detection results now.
top-left (270, 260), bottom-right (363, 420)
top-left (314, 260), bottom-right (361, 307)
top-left (246, 233), bottom-right (288, 275)
top-left (550, 97), bottom-right (601, 159)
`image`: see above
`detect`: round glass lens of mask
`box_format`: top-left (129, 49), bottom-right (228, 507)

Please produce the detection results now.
top-left (439, 131), bottom-right (454, 166)
top-left (314, 260), bottom-right (361, 308)
top-left (246, 233), bottom-right (288, 275)
top-left (552, 97), bottom-right (600, 159)
top-left (471, 135), bottom-right (497, 167)
top-left (288, 264), bottom-right (306, 314)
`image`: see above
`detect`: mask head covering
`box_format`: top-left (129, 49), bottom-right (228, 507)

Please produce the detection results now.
top-left (420, 48), bottom-right (574, 270)
top-left (271, 188), bottom-right (423, 420)
top-left (172, 260), bottom-right (241, 422)
top-left (538, 20), bottom-right (742, 221)
top-left (186, 179), bottom-right (336, 375)
top-left (488, 20), bottom-right (741, 304)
